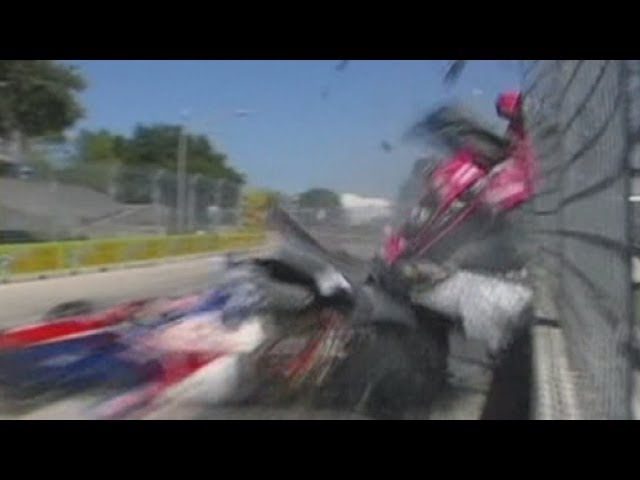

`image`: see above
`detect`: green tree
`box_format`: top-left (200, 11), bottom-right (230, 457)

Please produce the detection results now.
top-left (0, 60), bottom-right (87, 138)
top-left (125, 124), bottom-right (244, 182)
top-left (62, 125), bottom-right (246, 207)
top-left (54, 130), bottom-right (123, 194)
top-left (74, 129), bottom-right (126, 165)
top-left (298, 188), bottom-right (342, 209)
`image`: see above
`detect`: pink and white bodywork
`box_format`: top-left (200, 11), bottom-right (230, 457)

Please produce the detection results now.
top-left (481, 91), bottom-right (537, 213)
top-left (383, 90), bottom-right (538, 265)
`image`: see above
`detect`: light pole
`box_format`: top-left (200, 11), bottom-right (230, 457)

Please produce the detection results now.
top-left (175, 109), bottom-right (192, 234)
top-left (176, 124), bottom-right (188, 234)
top-left (175, 108), bottom-right (254, 234)
top-left (187, 173), bottom-right (201, 232)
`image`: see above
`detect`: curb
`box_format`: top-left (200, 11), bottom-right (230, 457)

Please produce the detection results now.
top-left (0, 243), bottom-right (270, 286)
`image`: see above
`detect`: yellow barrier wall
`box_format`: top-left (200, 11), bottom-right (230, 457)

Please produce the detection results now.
top-left (0, 230), bottom-right (265, 278)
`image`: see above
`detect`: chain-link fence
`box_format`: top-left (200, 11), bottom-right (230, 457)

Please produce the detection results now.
top-left (523, 60), bottom-right (636, 419)
top-left (0, 161), bottom-right (243, 242)
top-left (282, 205), bottom-right (393, 260)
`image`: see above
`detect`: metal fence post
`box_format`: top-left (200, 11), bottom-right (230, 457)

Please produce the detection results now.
top-left (187, 173), bottom-right (201, 233)
top-left (108, 164), bottom-right (120, 201)
top-left (176, 127), bottom-right (188, 234)
top-left (153, 169), bottom-right (166, 234)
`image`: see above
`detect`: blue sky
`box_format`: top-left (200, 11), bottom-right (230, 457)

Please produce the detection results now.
top-left (66, 60), bottom-right (521, 199)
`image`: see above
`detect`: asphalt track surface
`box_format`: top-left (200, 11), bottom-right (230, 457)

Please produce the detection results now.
top-left (0, 237), bottom-right (529, 420)
top-left (0, 256), bottom-right (231, 329)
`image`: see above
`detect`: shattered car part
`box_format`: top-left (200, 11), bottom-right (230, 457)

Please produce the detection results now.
top-left (412, 269), bottom-right (533, 355)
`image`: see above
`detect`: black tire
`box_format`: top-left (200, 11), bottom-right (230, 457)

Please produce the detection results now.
top-left (255, 278), bottom-right (315, 314)
top-left (42, 300), bottom-right (95, 322)
top-left (366, 325), bottom-right (449, 419)
top-left (315, 324), bottom-right (449, 419)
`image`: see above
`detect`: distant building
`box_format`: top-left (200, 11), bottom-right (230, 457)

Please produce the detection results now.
top-left (340, 193), bottom-right (392, 225)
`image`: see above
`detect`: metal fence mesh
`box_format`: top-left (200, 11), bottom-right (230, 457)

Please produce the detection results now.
top-left (282, 205), bottom-right (392, 260)
top-left (523, 60), bottom-right (636, 419)
top-left (3, 61), bottom-right (638, 418)
top-left (0, 161), bottom-right (243, 241)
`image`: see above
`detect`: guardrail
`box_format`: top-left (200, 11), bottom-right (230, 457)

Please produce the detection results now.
top-left (0, 229), bottom-right (266, 281)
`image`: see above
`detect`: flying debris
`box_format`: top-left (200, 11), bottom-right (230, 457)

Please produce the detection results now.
top-left (233, 109), bottom-right (256, 118)
top-left (321, 88), bottom-right (330, 100)
top-left (380, 141), bottom-right (393, 153)
top-left (444, 60), bottom-right (467, 86)
top-left (335, 61), bottom-right (350, 72)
